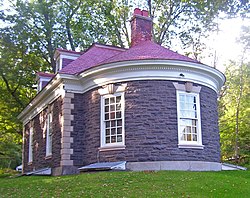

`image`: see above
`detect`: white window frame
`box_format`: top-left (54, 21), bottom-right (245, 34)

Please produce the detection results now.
top-left (28, 127), bottom-right (33, 163)
top-left (100, 92), bottom-right (125, 149)
top-left (37, 78), bottom-right (51, 92)
top-left (46, 112), bottom-right (53, 156)
top-left (176, 90), bottom-right (203, 149)
top-left (55, 57), bottom-right (62, 73)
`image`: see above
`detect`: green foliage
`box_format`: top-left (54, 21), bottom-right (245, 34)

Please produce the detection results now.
top-left (0, 168), bottom-right (19, 178)
top-left (0, 171), bottom-right (250, 197)
top-left (219, 61), bottom-right (250, 164)
top-left (0, 22), bottom-right (47, 169)
top-left (0, 0), bottom-right (126, 169)
top-left (0, 133), bottom-right (22, 169)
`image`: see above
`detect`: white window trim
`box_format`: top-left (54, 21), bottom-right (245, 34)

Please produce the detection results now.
top-left (28, 127), bottom-right (33, 163)
top-left (176, 90), bottom-right (204, 149)
top-left (46, 112), bottom-right (52, 156)
top-left (100, 92), bottom-right (125, 150)
top-left (55, 57), bottom-right (62, 73)
top-left (37, 78), bottom-right (51, 92)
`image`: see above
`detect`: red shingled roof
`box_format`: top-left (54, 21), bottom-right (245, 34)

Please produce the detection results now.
top-left (59, 44), bottom-right (126, 75)
top-left (59, 41), bottom-right (199, 75)
top-left (101, 40), bottom-right (199, 65)
top-left (36, 72), bottom-right (55, 78)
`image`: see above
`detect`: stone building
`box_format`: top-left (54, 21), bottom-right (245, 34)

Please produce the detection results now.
top-left (18, 8), bottom-right (225, 175)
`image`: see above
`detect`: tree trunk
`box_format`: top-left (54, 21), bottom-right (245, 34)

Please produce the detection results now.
top-left (66, 20), bottom-right (75, 51)
top-left (235, 58), bottom-right (244, 163)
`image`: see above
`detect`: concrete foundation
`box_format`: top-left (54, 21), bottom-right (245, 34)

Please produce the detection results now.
top-left (126, 161), bottom-right (222, 171)
top-left (52, 166), bottom-right (79, 176)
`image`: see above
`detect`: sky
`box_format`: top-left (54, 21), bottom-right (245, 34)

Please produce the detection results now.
top-left (201, 17), bottom-right (250, 72)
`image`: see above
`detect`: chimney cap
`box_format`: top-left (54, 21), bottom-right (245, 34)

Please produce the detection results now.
top-left (133, 8), bottom-right (141, 16)
top-left (141, 10), bottom-right (149, 17)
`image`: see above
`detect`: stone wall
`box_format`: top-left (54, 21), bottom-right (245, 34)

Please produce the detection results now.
top-left (70, 80), bottom-right (220, 167)
top-left (71, 89), bottom-right (101, 166)
top-left (23, 97), bottom-right (63, 173)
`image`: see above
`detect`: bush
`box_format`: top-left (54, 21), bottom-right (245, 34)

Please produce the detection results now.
top-left (0, 168), bottom-right (19, 178)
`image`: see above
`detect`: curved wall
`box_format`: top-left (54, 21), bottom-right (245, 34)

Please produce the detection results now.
top-left (71, 80), bottom-right (220, 167)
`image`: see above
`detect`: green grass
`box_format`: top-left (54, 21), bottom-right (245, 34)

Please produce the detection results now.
top-left (0, 170), bottom-right (249, 197)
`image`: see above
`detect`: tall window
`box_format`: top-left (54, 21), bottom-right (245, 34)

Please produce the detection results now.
top-left (101, 93), bottom-right (125, 147)
top-left (177, 91), bottom-right (203, 148)
top-left (28, 127), bottom-right (33, 163)
top-left (46, 112), bottom-right (52, 156)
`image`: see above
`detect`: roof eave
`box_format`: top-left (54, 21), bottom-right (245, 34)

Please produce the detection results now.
top-left (17, 73), bottom-right (78, 124)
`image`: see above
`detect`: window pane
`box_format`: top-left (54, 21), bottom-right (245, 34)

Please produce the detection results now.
top-left (117, 127), bottom-right (122, 134)
top-left (117, 135), bottom-right (122, 142)
top-left (180, 102), bottom-right (185, 110)
top-left (193, 134), bottom-right (197, 141)
top-left (106, 121), bottom-right (110, 128)
top-left (110, 105), bottom-right (115, 111)
top-left (111, 136), bottom-right (116, 143)
top-left (190, 111), bottom-right (196, 118)
top-left (181, 134), bottom-right (186, 141)
top-left (110, 112), bottom-right (115, 119)
top-left (116, 104), bottom-right (121, 111)
top-left (110, 97), bottom-right (115, 104)
top-left (106, 128), bottom-right (110, 135)
top-left (117, 119), bottom-right (122, 127)
top-left (180, 94), bottom-right (185, 101)
top-left (187, 96), bottom-right (193, 103)
top-left (186, 126), bottom-right (191, 133)
top-left (192, 127), bottom-right (197, 134)
top-left (187, 134), bottom-right (192, 141)
top-left (116, 111), bottom-right (121, 119)
top-left (111, 128), bottom-right (116, 135)
top-left (106, 136), bottom-right (110, 144)
top-left (111, 120), bottom-right (116, 127)
top-left (116, 96), bottom-right (121, 103)
top-left (181, 125), bottom-right (185, 134)
top-left (105, 98), bottom-right (109, 105)
top-left (105, 113), bottom-right (109, 120)
top-left (105, 106), bottom-right (109, 113)
top-left (181, 110), bottom-right (190, 118)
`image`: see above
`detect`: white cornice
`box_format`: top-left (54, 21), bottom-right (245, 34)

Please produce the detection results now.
top-left (54, 50), bottom-right (81, 60)
top-left (18, 59), bottom-right (225, 124)
top-left (18, 74), bottom-right (65, 124)
top-left (76, 60), bottom-right (225, 94)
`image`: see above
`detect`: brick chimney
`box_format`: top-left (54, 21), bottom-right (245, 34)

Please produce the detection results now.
top-left (130, 8), bottom-right (152, 47)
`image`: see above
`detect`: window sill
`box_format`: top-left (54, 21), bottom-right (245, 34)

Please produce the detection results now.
top-left (28, 162), bottom-right (32, 165)
top-left (178, 144), bottom-right (204, 149)
top-left (45, 155), bottom-right (52, 159)
top-left (99, 145), bottom-right (126, 152)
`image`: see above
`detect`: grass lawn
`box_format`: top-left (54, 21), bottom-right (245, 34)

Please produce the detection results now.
top-left (0, 170), bottom-right (249, 197)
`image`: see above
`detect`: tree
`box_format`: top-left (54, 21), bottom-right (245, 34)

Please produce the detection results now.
top-left (219, 24), bottom-right (250, 165)
top-left (0, 0), bottom-right (127, 168)
top-left (219, 61), bottom-right (250, 164)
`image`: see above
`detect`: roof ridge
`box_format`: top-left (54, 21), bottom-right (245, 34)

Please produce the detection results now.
top-left (96, 40), bottom-right (199, 67)
top-left (94, 43), bottom-right (127, 51)
top-left (56, 48), bottom-right (83, 54)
